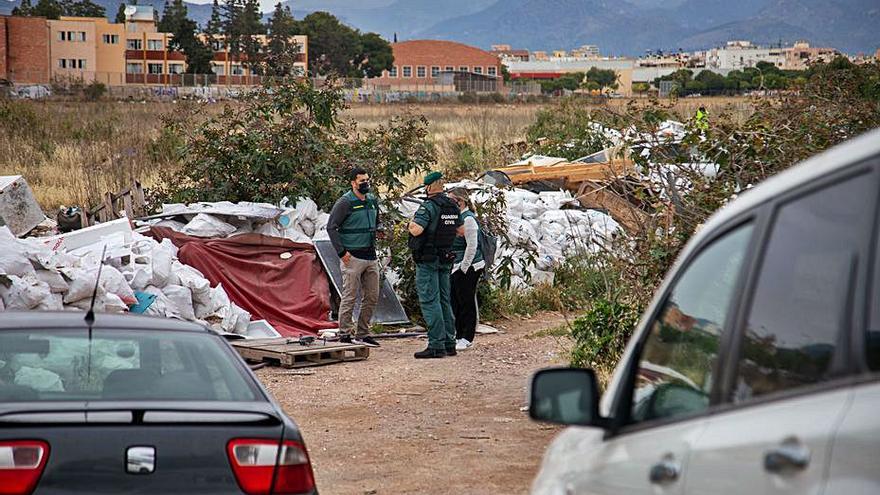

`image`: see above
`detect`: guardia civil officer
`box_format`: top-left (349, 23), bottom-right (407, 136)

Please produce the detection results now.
top-left (408, 171), bottom-right (464, 359)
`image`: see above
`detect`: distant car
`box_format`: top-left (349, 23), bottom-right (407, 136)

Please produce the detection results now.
top-left (0, 312), bottom-right (317, 495)
top-left (529, 127), bottom-right (880, 495)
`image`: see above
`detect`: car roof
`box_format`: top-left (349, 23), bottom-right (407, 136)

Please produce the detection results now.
top-left (698, 127), bottom-right (880, 239)
top-left (0, 311), bottom-right (212, 333)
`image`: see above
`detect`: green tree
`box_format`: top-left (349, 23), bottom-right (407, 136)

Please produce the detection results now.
top-left (11, 0), bottom-right (33, 16)
top-left (298, 11), bottom-right (362, 77)
top-left (204, 0), bottom-right (223, 39)
top-left (30, 0), bottom-right (63, 19)
top-left (355, 32), bottom-right (393, 78)
top-left (221, 0), bottom-right (245, 56)
top-left (266, 3), bottom-right (301, 76)
top-left (585, 67), bottom-right (618, 90)
top-left (238, 0), bottom-right (266, 75)
top-left (114, 2), bottom-right (127, 23)
top-left (57, 0), bottom-right (105, 16)
top-left (161, 0), bottom-right (214, 74)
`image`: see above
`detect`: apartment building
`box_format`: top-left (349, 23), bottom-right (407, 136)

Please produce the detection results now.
top-left (0, 15), bottom-right (50, 83)
top-left (1, 7), bottom-right (307, 87)
top-left (48, 17), bottom-right (125, 84)
top-left (706, 40), bottom-right (786, 69)
top-left (783, 41), bottom-right (839, 70)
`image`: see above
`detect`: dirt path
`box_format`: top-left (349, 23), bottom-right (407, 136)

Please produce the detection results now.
top-left (257, 312), bottom-right (571, 495)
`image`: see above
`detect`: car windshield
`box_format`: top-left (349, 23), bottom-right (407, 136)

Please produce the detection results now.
top-left (0, 329), bottom-right (261, 402)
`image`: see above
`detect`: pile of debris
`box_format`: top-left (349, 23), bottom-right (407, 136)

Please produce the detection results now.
top-left (0, 218), bottom-right (252, 334)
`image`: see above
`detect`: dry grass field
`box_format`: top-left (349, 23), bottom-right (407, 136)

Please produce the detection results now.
top-left (0, 97), bottom-right (751, 213)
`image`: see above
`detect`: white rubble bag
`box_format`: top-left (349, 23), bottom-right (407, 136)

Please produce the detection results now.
top-left (35, 292), bottom-right (63, 311)
top-left (182, 214), bottom-right (236, 238)
top-left (36, 269), bottom-right (69, 294)
top-left (162, 284), bottom-right (195, 321)
top-left (98, 265), bottom-right (137, 306)
top-left (0, 249), bottom-right (36, 278)
top-left (0, 275), bottom-right (51, 310)
top-left (61, 266), bottom-right (100, 304)
top-left (67, 292), bottom-right (128, 313)
top-left (150, 239), bottom-right (175, 286)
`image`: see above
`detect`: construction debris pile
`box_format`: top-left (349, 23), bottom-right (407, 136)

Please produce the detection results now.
top-left (0, 219), bottom-right (252, 334)
top-left (1, 119), bottom-right (714, 329)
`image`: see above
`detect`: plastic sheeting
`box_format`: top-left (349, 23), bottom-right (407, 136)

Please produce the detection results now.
top-left (149, 227), bottom-right (336, 337)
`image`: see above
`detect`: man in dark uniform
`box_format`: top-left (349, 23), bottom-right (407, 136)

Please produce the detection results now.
top-left (327, 167), bottom-right (381, 347)
top-left (408, 171), bottom-right (464, 359)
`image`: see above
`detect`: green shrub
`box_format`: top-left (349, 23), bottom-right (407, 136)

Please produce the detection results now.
top-left (84, 81), bottom-right (106, 101)
top-left (570, 298), bottom-right (639, 373)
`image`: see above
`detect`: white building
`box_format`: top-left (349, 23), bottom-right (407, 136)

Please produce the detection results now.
top-left (706, 41), bottom-right (786, 70)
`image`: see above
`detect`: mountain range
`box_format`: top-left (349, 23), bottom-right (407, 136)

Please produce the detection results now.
top-left (1, 0), bottom-right (877, 55)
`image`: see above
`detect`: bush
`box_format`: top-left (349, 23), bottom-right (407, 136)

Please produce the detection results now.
top-left (158, 77), bottom-right (434, 209)
top-left (84, 81), bottom-right (106, 101)
top-left (570, 298), bottom-right (639, 373)
top-left (526, 98), bottom-right (612, 160)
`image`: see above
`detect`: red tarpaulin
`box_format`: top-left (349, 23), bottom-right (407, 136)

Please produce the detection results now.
top-left (149, 227), bottom-right (336, 337)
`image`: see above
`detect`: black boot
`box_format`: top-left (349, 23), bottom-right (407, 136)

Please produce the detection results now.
top-left (414, 347), bottom-right (446, 359)
top-left (445, 346), bottom-right (457, 356)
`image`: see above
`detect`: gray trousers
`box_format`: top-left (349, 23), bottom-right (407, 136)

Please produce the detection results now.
top-left (338, 257), bottom-right (380, 337)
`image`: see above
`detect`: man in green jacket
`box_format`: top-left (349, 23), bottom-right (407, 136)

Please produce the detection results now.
top-left (408, 171), bottom-right (464, 359)
top-left (327, 167), bottom-right (381, 347)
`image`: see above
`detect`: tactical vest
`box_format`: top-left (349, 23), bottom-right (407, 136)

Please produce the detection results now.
top-left (410, 194), bottom-right (460, 263)
top-left (452, 210), bottom-right (484, 265)
top-left (338, 191), bottom-right (378, 251)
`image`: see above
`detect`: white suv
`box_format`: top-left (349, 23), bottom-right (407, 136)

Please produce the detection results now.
top-left (529, 127), bottom-right (880, 495)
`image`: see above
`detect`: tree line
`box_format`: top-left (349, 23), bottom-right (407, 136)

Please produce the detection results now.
top-left (12, 0), bottom-right (393, 79)
top-left (653, 60), bottom-right (828, 94)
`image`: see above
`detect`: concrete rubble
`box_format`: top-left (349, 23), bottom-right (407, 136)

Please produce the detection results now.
top-left (0, 175), bottom-right (48, 237)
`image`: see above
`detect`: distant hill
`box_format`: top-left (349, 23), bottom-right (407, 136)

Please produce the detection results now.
top-left (2, 0), bottom-right (878, 55)
top-left (420, 0), bottom-right (879, 55)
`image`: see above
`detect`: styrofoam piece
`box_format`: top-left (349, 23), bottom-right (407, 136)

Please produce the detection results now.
top-left (246, 320), bottom-right (282, 339)
top-left (0, 175), bottom-right (47, 237)
top-left (42, 218), bottom-right (133, 253)
top-left (476, 324), bottom-right (499, 334)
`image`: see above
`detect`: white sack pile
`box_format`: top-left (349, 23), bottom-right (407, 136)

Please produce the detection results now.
top-left (144, 198), bottom-right (330, 245)
top-left (420, 181), bottom-right (621, 290)
top-left (0, 224), bottom-right (251, 334)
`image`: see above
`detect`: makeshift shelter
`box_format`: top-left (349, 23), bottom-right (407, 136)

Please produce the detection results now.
top-left (149, 227), bottom-right (336, 337)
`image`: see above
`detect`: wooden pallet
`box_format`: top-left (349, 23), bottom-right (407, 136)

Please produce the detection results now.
top-left (231, 338), bottom-right (370, 369)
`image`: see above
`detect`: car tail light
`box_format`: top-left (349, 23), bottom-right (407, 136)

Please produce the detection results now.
top-left (0, 440), bottom-right (50, 495)
top-left (227, 438), bottom-right (315, 495)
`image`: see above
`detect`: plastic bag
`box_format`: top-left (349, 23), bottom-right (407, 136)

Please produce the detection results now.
top-left (182, 214), bottom-right (236, 238)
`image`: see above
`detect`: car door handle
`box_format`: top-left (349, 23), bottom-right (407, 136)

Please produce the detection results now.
top-left (764, 439), bottom-right (811, 473)
top-left (649, 457), bottom-right (680, 485)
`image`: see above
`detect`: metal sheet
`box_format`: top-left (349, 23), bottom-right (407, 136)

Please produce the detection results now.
top-left (313, 239), bottom-right (410, 326)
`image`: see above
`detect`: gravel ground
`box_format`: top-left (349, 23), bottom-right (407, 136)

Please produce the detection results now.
top-left (257, 312), bottom-right (572, 495)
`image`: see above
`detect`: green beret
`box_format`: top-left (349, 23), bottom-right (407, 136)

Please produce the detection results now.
top-left (424, 171), bottom-right (443, 186)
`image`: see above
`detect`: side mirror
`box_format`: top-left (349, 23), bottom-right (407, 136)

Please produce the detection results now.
top-left (528, 367), bottom-right (608, 428)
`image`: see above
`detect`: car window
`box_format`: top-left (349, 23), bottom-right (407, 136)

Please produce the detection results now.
top-left (0, 330), bottom-right (260, 402)
top-left (630, 223), bottom-right (754, 424)
top-left (735, 173), bottom-right (874, 402)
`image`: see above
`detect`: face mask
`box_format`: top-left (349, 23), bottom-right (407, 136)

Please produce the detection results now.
top-left (358, 182), bottom-right (370, 194)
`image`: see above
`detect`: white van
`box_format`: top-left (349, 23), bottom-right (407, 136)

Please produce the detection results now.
top-left (529, 127), bottom-right (880, 495)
